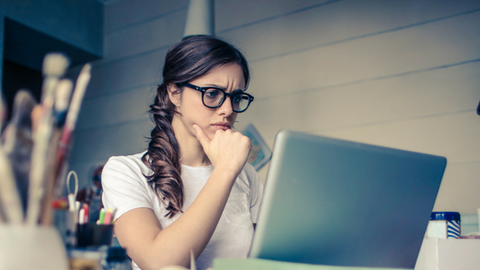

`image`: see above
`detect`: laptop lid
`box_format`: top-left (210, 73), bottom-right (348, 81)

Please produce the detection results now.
top-left (249, 130), bottom-right (446, 269)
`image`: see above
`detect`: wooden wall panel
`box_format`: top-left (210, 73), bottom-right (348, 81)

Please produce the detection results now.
top-left (68, 0), bottom-right (480, 214)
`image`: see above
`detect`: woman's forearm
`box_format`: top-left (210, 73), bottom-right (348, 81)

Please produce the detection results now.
top-left (118, 168), bottom-right (238, 270)
top-left (154, 168), bottom-right (237, 266)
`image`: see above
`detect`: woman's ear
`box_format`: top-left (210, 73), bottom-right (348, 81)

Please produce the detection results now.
top-left (167, 83), bottom-right (182, 107)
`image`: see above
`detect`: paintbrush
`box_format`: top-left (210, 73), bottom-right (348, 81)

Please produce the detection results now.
top-left (40, 79), bottom-right (73, 225)
top-left (0, 80), bottom-right (23, 225)
top-left (62, 63), bottom-right (91, 144)
top-left (0, 140), bottom-right (23, 224)
top-left (0, 85), bottom-right (6, 224)
top-left (53, 63), bottom-right (91, 197)
top-left (2, 90), bottom-right (37, 215)
top-left (0, 92), bottom-right (4, 132)
top-left (26, 53), bottom-right (69, 225)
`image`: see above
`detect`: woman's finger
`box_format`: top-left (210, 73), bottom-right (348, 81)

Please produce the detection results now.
top-left (192, 124), bottom-right (211, 150)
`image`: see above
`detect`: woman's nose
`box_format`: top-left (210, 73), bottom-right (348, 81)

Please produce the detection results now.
top-left (217, 96), bottom-right (234, 116)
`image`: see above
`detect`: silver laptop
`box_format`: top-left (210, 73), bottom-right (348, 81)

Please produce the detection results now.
top-left (249, 130), bottom-right (446, 269)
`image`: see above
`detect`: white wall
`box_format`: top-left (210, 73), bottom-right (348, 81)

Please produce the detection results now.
top-left (68, 0), bottom-right (480, 215)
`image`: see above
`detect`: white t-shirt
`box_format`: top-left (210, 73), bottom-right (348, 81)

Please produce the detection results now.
top-left (102, 152), bottom-right (263, 270)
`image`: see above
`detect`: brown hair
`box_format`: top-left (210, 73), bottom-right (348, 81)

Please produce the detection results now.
top-left (142, 35), bottom-right (250, 218)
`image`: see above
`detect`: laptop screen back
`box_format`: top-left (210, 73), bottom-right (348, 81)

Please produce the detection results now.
top-left (249, 130), bottom-right (446, 269)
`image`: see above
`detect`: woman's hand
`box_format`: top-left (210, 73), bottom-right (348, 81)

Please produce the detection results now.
top-left (193, 124), bottom-right (251, 176)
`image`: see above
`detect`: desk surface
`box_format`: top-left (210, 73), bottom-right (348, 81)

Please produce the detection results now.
top-left (214, 258), bottom-right (409, 270)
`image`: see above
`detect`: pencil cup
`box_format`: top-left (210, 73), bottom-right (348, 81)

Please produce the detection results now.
top-left (0, 225), bottom-right (69, 270)
top-left (76, 223), bottom-right (114, 247)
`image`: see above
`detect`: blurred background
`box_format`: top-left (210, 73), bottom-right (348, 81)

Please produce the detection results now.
top-left (1, 0), bottom-right (479, 228)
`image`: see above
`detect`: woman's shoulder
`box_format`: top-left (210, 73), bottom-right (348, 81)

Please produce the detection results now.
top-left (101, 152), bottom-right (160, 220)
top-left (103, 151), bottom-right (150, 181)
top-left (105, 151), bottom-right (147, 168)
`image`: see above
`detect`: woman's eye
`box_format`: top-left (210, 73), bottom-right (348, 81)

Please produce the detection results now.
top-left (232, 95), bottom-right (242, 103)
top-left (205, 89), bottom-right (221, 99)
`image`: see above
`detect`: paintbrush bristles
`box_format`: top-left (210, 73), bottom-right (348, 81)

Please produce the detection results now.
top-left (42, 53), bottom-right (69, 77)
top-left (41, 53), bottom-right (70, 104)
top-left (55, 80), bottom-right (73, 113)
top-left (65, 63), bottom-right (91, 130)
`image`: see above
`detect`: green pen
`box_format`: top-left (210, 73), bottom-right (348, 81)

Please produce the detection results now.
top-left (98, 208), bottom-right (106, 224)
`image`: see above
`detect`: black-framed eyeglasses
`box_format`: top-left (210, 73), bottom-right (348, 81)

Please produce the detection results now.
top-left (178, 82), bottom-right (254, 113)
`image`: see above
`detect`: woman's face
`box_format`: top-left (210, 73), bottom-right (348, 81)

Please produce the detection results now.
top-left (169, 63), bottom-right (246, 140)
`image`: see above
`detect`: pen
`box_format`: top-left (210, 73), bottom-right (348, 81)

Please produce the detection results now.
top-left (97, 208), bottom-right (106, 224)
top-left (109, 208), bottom-right (117, 224)
top-left (76, 201), bottom-right (81, 216)
top-left (79, 208), bottom-right (85, 224)
top-left (81, 204), bottom-right (90, 224)
top-left (102, 208), bottom-right (116, 225)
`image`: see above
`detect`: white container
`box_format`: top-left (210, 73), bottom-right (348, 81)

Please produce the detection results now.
top-left (415, 238), bottom-right (480, 270)
top-left (0, 225), bottom-right (69, 270)
top-left (426, 212), bottom-right (461, 239)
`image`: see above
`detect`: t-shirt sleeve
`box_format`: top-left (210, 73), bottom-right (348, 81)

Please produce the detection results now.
top-left (247, 165), bottom-right (264, 224)
top-left (101, 156), bottom-right (153, 222)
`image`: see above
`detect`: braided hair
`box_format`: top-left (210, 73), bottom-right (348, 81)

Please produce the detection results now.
top-left (142, 35), bottom-right (250, 218)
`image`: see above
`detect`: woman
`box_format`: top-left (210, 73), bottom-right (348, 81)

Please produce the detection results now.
top-left (102, 35), bottom-right (263, 270)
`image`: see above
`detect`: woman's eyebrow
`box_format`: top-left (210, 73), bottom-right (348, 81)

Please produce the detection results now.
top-left (203, 84), bottom-right (245, 92)
top-left (201, 83), bottom-right (226, 89)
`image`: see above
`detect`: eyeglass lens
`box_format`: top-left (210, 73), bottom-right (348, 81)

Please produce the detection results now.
top-left (204, 89), bottom-right (250, 112)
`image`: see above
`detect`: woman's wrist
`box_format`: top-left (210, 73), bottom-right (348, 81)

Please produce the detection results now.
top-left (211, 166), bottom-right (240, 184)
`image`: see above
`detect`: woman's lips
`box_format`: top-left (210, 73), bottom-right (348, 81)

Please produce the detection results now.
top-left (211, 123), bottom-right (231, 131)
